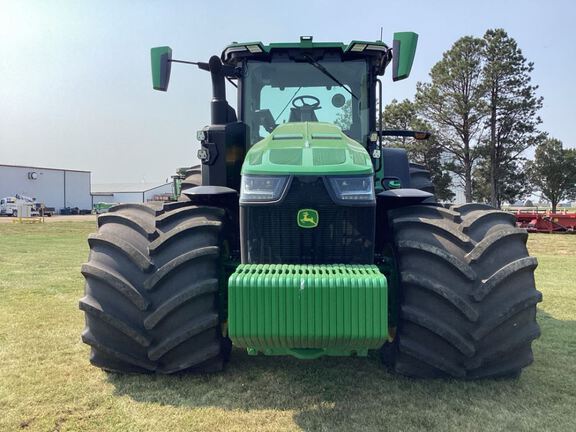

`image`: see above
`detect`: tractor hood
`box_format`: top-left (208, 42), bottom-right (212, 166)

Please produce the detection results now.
top-left (241, 122), bottom-right (373, 176)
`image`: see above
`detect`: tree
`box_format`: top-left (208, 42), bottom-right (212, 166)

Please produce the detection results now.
top-left (472, 155), bottom-right (530, 205)
top-left (481, 29), bottom-right (544, 207)
top-left (416, 36), bottom-right (488, 202)
top-left (528, 138), bottom-right (576, 212)
top-left (382, 99), bottom-right (454, 201)
top-left (334, 99), bottom-right (352, 131)
top-left (176, 167), bottom-right (188, 177)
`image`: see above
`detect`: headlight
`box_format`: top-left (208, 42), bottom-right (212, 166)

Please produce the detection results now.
top-left (327, 176), bottom-right (375, 204)
top-left (240, 175), bottom-right (290, 202)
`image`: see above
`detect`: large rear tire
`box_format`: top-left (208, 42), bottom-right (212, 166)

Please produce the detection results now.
top-left (179, 165), bottom-right (202, 202)
top-left (181, 165), bottom-right (202, 190)
top-left (408, 162), bottom-right (436, 204)
top-left (80, 201), bottom-right (230, 374)
top-left (408, 162), bottom-right (435, 195)
top-left (385, 203), bottom-right (542, 378)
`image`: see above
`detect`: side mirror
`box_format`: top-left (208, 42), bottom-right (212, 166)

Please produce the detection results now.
top-left (151, 46), bottom-right (172, 91)
top-left (392, 32), bottom-right (418, 81)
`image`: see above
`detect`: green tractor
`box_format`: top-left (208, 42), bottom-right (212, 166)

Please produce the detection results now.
top-left (80, 34), bottom-right (541, 378)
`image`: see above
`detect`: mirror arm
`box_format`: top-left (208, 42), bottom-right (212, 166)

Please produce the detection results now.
top-left (171, 59), bottom-right (239, 77)
top-left (170, 59), bottom-right (210, 71)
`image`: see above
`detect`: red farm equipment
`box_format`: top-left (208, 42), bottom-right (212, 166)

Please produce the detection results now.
top-left (513, 209), bottom-right (576, 233)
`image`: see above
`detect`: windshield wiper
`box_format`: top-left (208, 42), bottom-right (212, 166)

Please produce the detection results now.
top-left (274, 86), bottom-right (302, 122)
top-left (303, 55), bottom-right (358, 100)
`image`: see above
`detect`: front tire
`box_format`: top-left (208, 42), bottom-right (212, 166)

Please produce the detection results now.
top-left (80, 202), bottom-right (230, 374)
top-left (386, 203), bottom-right (542, 378)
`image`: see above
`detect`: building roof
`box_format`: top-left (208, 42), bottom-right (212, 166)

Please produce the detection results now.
top-left (91, 182), bottom-right (171, 194)
top-left (0, 163), bottom-right (90, 173)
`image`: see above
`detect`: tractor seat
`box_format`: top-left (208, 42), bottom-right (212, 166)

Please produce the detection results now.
top-left (288, 106), bottom-right (319, 122)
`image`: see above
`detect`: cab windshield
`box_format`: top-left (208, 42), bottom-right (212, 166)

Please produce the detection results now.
top-left (242, 57), bottom-right (370, 145)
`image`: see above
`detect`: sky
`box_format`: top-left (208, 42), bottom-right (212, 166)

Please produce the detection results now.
top-left (0, 0), bottom-right (574, 184)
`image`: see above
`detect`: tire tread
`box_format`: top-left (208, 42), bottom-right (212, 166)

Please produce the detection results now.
top-left (387, 204), bottom-right (542, 379)
top-left (81, 202), bottom-right (229, 374)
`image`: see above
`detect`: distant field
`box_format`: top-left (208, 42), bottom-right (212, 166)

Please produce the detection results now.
top-left (0, 222), bottom-right (575, 432)
top-left (0, 215), bottom-right (96, 224)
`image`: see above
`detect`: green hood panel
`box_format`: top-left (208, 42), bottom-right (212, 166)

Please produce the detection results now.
top-left (242, 123), bottom-right (373, 176)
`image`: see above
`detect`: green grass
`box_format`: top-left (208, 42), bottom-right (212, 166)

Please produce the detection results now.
top-left (0, 223), bottom-right (575, 432)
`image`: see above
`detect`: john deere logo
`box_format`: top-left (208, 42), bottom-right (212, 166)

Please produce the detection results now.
top-left (297, 209), bottom-right (319, 228)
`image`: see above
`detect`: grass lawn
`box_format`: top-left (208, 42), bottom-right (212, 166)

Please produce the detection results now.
top-left (0, 222), bottom-right (575, 432)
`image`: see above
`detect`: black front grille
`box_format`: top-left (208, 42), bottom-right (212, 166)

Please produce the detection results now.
top-left (241, 177), bottom-right (375, 264)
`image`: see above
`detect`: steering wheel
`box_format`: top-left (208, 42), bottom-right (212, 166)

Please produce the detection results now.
top-left (292, 95), bottom-right (321, 110)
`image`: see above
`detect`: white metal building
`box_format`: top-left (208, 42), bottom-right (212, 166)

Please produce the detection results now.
top-left (91, 182), bottom-right (173, 204)
top-left (0, 164), bottom-right (92, 211)
top-left (451, 185), bottom-right (467, 204)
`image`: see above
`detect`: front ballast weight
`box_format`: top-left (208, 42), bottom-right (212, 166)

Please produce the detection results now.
top-left (228, 264), bottom-right (388, 359)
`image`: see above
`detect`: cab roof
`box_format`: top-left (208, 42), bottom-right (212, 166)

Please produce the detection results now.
top-left (222, 36), bottom-right (391, 75)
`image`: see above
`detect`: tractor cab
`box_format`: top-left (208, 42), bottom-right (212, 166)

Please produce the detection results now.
top-left (151, 35), bottom-right (420, 190)
top-left (222, 36), bottom-right (416, 144)
top-left (222, 38), bottom-right (387, 146)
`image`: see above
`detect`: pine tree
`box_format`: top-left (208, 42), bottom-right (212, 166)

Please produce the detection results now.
top-left (481, 29), bottom-right (544, 207)
top-left (472, 154), bottom-right (530, 205)
top-left (415, 36), bottom-right (488, 202)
